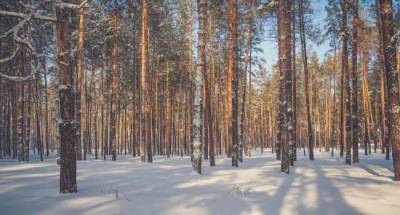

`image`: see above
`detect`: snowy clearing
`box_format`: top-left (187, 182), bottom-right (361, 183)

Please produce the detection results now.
top-left (1, 151), bottom-right (400, 215)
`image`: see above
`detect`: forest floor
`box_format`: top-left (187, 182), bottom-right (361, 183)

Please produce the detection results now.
top-left (1, 150), bottom-right (400, 215)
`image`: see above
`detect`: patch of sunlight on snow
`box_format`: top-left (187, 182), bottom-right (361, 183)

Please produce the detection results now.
top-left (165, 194), bottom-right (215, 215)
top-left (59, 196), bottom-right (111, 208)
top-left (177, 173), bottom-right (229, 188)
top-left (241, 205), bottom-right (264, 215)
top-left (0, 163), bottom-right (53, 172)
top-left (0, 183), bottom-right (28, 192)
top-left (157, 164), bottom-right (183, 170)
top-left (301, 169), bottom-right (318, 211)
top-left (2, 172), bottom-right (57, 180)
top-left (280, 179), bottom-right (302, 214)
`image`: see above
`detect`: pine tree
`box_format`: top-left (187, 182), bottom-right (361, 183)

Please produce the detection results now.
top-left (227, 0), bottom-right (240, 167)
top-left (342, 0), bottom-right (352, 165)
top-left (299, 0), bottom-right (314, 160)
top-left (378, 0), bottom-right (400, 180)
top-left (56, 2), bottom-right (77, 193)
top-left (278, 0), bottom-right (292, 173)
top-left (351, 0), bottom-right (360, 163)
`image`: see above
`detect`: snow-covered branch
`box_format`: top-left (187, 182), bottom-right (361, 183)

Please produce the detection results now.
top-left (0, 69), bottom-right (35, 82)
top-left (0, 47), bottom-right (20, 64)
top-left (15, 36), bottom-right (34, 51)
top-left (0, 10), bottom-right (56, 22)
top-left (0, 11), bottom-right (33, 39)
top-left (393, 29), bottom-right (400, 43)
top-left (56, 0), bottom-right (90, 10)
top-left (257, 0), bottom-right (276, 13)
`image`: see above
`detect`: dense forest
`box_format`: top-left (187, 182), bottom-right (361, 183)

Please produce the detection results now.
top-left (0, 0), bottom-right (399, 200)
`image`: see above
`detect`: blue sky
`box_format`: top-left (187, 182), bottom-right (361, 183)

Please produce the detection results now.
top-left (257, 0), bottom-right (331, 72)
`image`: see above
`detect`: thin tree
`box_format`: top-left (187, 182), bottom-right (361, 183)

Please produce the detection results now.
top-left (291, 0), bottom-right (297, 163)
top-left (110, 2), bottom-right (118, 161)
top-left (76, 2), bottom-right (85, 161)
top-left (299, 0), bottom-right (314, 160)
top-left (351, 0), bottom-right (360, 163)
top-left (140, 0), bottom-right (149, 162)
top-left (192, 0), bottom-right (205, 174)
top-left (142, 0), bottom-right (152, 163)
top-left (341, 0), bottom-right (352, 165)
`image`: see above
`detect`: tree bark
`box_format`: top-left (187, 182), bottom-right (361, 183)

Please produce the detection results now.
top-left (75, 4), bottom-right (85, 161)
top-left (278, 0), bottom-right (292, 173)
top-left (299, 0), bottom-right (313, 160)
top-left (227, 0), bottom-right (240, 167)
top-left (240, 0), bottom-right (253, 163)
top-left (351, 0), bottom-right (360, 163)
top-left (342, 0), bottom-right (352, 165)
top-left (291, 0), bottom-right (297, 163)
top-left (198, 0), bottom-right (215, 166)
top-left (140, 0), bottom-right (152, 162)
top-left (56, 4), bottom-right (77, 193)
top-left (110, 4), bottom-right (118, 161)
top-left (378, 0), bottom-right (400, 180)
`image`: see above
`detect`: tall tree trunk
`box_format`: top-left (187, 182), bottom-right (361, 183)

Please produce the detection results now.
top-left (192, 0), bottom-right (206, 174)
top-left (240, 0), bottom-right (253, 163)
top-left (286, 0), bottom-right (295, 166)
top-left (44, 58), bottom-right (49, 157)
top-left (299, 0), bottom-right (313, 160)
top-left (351, 0), bottom-right (360, 163)
top-left (378, 0), bottom-right (400, 180)
top-left (144, 0), bottom-right (152, 163)
top-left (198, 0), bottom-right (215, 166)
top-left (56, 5), bottom-right (77, 193)
top-left (227, 0), bottom-right (240, 167)
top-left (291, 0), bottom-right (297, 162)
top-left (278, 0), bottom-right (292, 173)
top-left (75, 4), bottom-right (85, 161)
top-left (188, 0), bottom-right (194, 161)
top-left (375, 0), bottom-right (387, 156)
top-left (17, 57), bottom-right (25, 162)
top-left (342, 0), bottom-right (352, 165)
top-left (361, 50), bottom-right (371, 156)
top-left (331, 43), bottom-right (337, 157)
top-left (140, 0), bottom-right (151, 162)
top-left (110, 4), bottom-right (118, 161)
top-left (34, 72), bottom-right (43, 161)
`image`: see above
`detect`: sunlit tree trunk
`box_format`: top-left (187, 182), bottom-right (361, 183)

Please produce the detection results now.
top-left (240, 0), bottom-right (253, 163)
top-left (140, 0), bottom-right (152, 162)
top-left (299, 0), bottom-right (313, 160)
top-left (75, 4), bottom-right (85, 161)
top-left (198, 0), bottom-right (215, 166)
top-left (110, 4), bottom-right (118, 161)
top-left (226, 0), bottom-right (240, 167)
top-left (291, 0), bottom-right (297, 162)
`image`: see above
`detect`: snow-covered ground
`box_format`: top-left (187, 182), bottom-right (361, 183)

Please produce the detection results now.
top-left (1, 150), bottom-right (399, 215)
